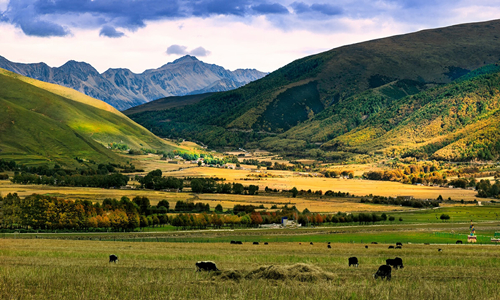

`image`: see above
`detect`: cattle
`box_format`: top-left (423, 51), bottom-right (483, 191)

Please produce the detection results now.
top-left (233, 241), bottom-right (242, 244)
top-left (373, 265), bottom-right (392, 280)
top-left (365, 245), bottom-right (368, 249)
top-left (396, 242), bottom-right (403, 247)
top-left (348, 257), bottom-right (359, 267)
top-left (395, 246), bottom-right (402, 249)
top-left (230, 241), bottom-right (236, 244)
top-left (456, 240), bottom-right (463, 244)
top-left (327, 242), bottom-right (331, 245)
top-left (386, 257), bottom-right (404, 269)
top-left (438, 249), bottom-right (443, 252)
top-left (327, 245), bottom-right (332, 249)
top-left (371, 242), bottom-right (378, 244)
top-left (109, 254), bottom-right (118, 263)
top-left (253, 242), bottom-right (259, 245)
top-left (195, 261), bottom-right (219, 272)
top-left (264, 242), bottom-right (269, 245)
top-left (310, 242), bottom-right (314, 245)
top-left (388, 246), bottom-right (395, 249)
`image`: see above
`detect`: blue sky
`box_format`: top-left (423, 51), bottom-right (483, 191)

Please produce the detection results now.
top-left (0, 0), bottom-right (499, 73)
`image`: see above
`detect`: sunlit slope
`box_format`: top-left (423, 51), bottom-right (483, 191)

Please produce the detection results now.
top-left (0, 69), bottom-right (176, 166)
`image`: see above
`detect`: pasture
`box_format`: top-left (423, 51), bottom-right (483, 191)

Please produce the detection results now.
top-left (1, 237), bottom-right (500, 300)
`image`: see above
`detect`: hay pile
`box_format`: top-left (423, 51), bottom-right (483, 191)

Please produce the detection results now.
top-left (213, 263), bottom-right (335, 282)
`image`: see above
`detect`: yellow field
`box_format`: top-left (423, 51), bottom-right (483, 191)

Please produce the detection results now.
top-left (167, 167), bottom-right (479, 201)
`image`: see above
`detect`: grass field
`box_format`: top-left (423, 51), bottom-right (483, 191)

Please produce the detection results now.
top-left (2, 236), bottom-right (500, 299)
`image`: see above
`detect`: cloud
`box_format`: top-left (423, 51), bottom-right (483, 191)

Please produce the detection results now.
top-left (166, 45), bottom-right (211, 57)
top-left (252, 3), bottom-right (289, 14)
top-left (189, 47), bottom-right (211, 57)
top-left (166, 45), bottom-right (188, 55)
top-left (291, 2), bottom-right (342, 16)
top-left (99, 25), bottom-right (125, 38)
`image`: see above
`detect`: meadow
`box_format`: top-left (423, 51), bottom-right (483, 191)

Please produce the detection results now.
top-left (2, 236), bottom-right (500, 300)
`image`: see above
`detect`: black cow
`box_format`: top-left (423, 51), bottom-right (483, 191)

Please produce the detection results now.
top-left (396, 242), bottom-right (403, 247)
top-left (348, 257), bottom-right (359, 267)
top-left (235, 241), bottom-right (243, 244)
top-left (456, 240), bottom-right (463, 244)
top-left (310, 242), bottom-right (314, 245)
top-left (109, 254), bottom-right (118, 263)
top-left (327, 242), bottom-right (331, 245)
top-left (374, 265), bottom-right (391, 280)
top-left (395, 246), bottom-right (402, 249)
top-left (253, 242), bottom-right (259, 245)
top-left (230, 241), bottom-right (236, 244)
top-left (388, 246), bottom-right (395, 249)
top-left (438, 248), bottom-right (443, 252)
top-left (327, 245), bottom-right (332, 249)
top-left (365, 245), bottom-right (368, 249)
top-left (386, 257), bottom-right (404, 269)
top-left (264, 242), bottom-right (269, 245)
top-left (195, 261), bottom-right (219, 272)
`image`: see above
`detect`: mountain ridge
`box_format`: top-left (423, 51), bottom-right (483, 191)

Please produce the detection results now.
top-left (0, 55), bottom-right (267, 110)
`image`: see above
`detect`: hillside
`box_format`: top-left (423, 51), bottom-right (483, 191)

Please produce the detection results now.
top-left (0, 55), bottom-right (267, 110)
top-left (123, 93), bottom-right (215, 115)
top-left (0, 68), bottom-right (177, 167)
top-left (128, 19), bottom-right (500, 160)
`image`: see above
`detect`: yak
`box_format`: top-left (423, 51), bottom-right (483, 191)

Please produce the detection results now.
top-left (374, 265), bottom-right (392, 280)
top-left (109, 254), bottom-right (118, 263)
top-left (348, 257), bottom-right (359, 267)
top-left (195, 261), bottom-right (219, 272)
top-left (386, 257), bottom-right (404, 269)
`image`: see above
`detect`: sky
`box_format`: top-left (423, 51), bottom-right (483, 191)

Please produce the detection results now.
top-left (0, 0), bottom-right (499, 74)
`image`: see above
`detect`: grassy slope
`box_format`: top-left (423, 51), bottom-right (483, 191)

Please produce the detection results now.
top-left (321, 70), bottom-right (500, 160)
top-left (129, 19), bottom-right (500, 154)
top-left (122, 92), bottom-right (215, 115)
top-left (0, 68), bottom-right (177, 166)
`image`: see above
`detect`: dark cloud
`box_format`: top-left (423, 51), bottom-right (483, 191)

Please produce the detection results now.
top-left (252, 3), bottom-right (289, 14)
top-left (310, 4), bottom-right (342, 16)
top-left (189, 47), bottom-right (211, 57)
top-left (192, 0), bottom-right (250, 17)
top-left (166, 45), bottom-right (188, 55)
top-left (20, 19), bottom-right (69, 37)
top-left (99, 25), bottom-right (125, 38)
top-left (291, 2), bottom-right (342, 16)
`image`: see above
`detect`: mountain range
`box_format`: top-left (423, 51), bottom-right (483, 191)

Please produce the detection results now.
top-left (0, 67), bottom-right (177, 167)
top-left (126, 19), bottom-right (500, 161)
top-left (0, 55), bottom-right (267, 110)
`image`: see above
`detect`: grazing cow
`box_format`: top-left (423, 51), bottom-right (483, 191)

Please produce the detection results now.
top-left (396, 242), bottom-right (403, 247)
top-left (264, 242), bottom-right (269, 245)
top-left (456, 240), bottom-right (463, 244)
top-left (109, 254), bottom-right (118, 263)
top-left (371, 242), bottom-right (378, 244)
top-left (310, 242), bottom-right (314, 245)
top-left (253, 242), bottom-right (259, 245)
top-left (365, 245), bottom-right (368, 249)
top-left (327, 245), bottom-right (332, 249)
top-left (235, 241), bottom-right (243, 244)
top-left (386, 257), bottom-right (404, 269)
top-left (438, 249), bottom-right (443, 252)
top-left (348, 257), bottom-right (359, 267)
top-left (327, 242), bottom-right (331, 245)
top-left (388, 246), bottom-right (395, 249)
top-left (395, 246), bottom-right (402, 249)
top-left (230, 241), bottom-right (236, 244)
top-left (195, 261), bottom-right (219, 272)
top-left (374, 265), bottom-right (391, 280)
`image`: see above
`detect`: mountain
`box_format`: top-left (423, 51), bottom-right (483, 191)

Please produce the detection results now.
top-left (0, 55), bottom-right (267, 110)
top-left (0, 67), bottom-right (177, 167)
top-left (127, 19), bottom-right (500, 161)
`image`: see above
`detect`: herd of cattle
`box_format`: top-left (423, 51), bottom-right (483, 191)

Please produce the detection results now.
top-left (109, 240), bottom-right (457, 280)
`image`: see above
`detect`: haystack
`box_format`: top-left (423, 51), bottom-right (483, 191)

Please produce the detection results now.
top-left (245, 263), bottom-right (335, 282)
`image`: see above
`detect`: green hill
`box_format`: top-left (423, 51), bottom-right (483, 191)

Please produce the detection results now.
top-left (0, 68), bottom-right (177, 167)
top-left (128, 19), bottom-right (500, 161)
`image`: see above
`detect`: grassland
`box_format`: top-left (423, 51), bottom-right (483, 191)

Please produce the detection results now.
top-left (2, 235), bottom-right (500, 300)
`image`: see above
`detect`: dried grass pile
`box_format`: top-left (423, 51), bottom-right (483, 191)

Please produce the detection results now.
top-left (245, 263), bottom-right (335, 282)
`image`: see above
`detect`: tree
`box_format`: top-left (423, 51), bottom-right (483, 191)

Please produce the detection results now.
top-left (440, 214), bottom-right (450, 221)
top-left (157, 199), bottom-right (170, 212)
top-left (381, 213), bottom-right (387, 221)
top-left (389, 216), bottom-right (395, 222)
top-left (399, 217), bottom-right (403, 222)
top-left (232, 183), bottom-right (244, 194)
top-left (215, 204), bottom-right (223, 213)
top-left (291, 187), bottom-right (298, 198)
